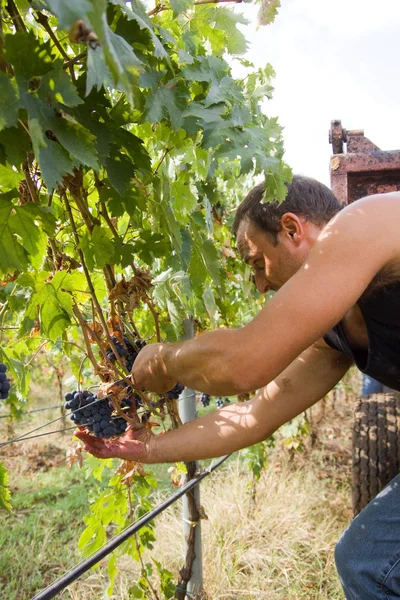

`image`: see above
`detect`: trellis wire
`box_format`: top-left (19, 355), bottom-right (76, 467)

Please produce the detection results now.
top-left (0, 404), bottom-right (64, 419)
top-left (0, 391), bottom-right (197, 449)
top-left (0, 395), bottom-right (107, 449)
top-left (31, 454), bottom-right (230, 600)
top-left (2, 426), bottom-right (77, 443)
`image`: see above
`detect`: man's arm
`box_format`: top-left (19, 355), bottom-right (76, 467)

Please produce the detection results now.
top-left (133, 193), bottom-right (399, 395)
top-left (76, 341), bottom-right (352, 463)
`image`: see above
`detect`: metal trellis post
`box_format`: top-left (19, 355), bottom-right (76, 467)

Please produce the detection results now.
top-left (179, 318), bottom-right (203, 599)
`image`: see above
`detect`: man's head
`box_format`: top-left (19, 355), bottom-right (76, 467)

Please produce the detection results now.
top-left (233, 175), bottom-right (342, 293)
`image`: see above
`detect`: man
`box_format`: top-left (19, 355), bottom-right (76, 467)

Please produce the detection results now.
top-left (77, 175), bottom-right (400, 599)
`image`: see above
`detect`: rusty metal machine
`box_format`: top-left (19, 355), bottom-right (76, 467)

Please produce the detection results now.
top-left (329, 119), bottom-right (400, 205)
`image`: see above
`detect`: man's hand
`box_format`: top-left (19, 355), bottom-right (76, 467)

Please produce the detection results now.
top-left (132, 343), bottom-right (177, 393)
top-left (74, 426), bottom-right (154, 462)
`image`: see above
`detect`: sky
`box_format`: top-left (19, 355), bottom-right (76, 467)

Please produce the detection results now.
top-left (237, 0), bottom-right (400, 185)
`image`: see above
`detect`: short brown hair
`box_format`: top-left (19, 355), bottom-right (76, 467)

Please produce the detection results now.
top-left (233, 175), bottom-right (342, 244)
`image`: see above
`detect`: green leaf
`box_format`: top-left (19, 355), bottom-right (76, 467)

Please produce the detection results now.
top-left (0, 199), bottom-right (55, 274)
top-left (201, 239), bottom-right (221, 285)
top-left (45, 0), bottom-right (92, 29)
top-left (170, 0), bottom-right (192, 17)
top-left (0, 462), bottom-right (12, 511)
top-left (9, 205), bottom-right (49, 269)
top-left (144, 79), bottom-right (188, 131)
top-left (0, 127), bottom-right (30, 168)
top-left (86, 46), bottom-right (113, 96)
top-left (40, 65), bottom-right (84, 108)
top-left (132, 231), bottom-right (170, 265)
top-left (29, 271), bottom-right (79, 341)
top-left (170, 176), bottom-right (198, 222)
top-left (31, 130), bottom-right (76, 192)
top-left (49, 115), bottom-right (99, 170)
top-left (202, 283), bottom-right (220, 326)
top-left (105, 149), bottom-right (135, 196)
top-left (110, 0), bottom-right (169, 61)
top-left (257, 0), bottom-right (281, 26)
top-left (91, 225), bottom-right (116, 268)
top-left (5, 31), bottom-right (55, 79)
top-left (0, 164), bottom-right (23, 191)
top-left (213, 7), bottom-right (249, 55)
top-left (86, 2), bottom-right (142, 98)
top-left (263, 161), bottom-right (292, 203)
top-left (188, 243), bottom-right (208, 293)
top-left (0, 73), bottom-right (19, 132)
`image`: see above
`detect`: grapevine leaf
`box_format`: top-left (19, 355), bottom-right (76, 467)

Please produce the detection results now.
top-left (202, 283), bottom-right (220, 326)
top-left (105, 150), bottom-right (135, 196)
top-left (0, 462), bottom-right (12, 511)
top-left (110, 0), bottom-right (169, 61)
top-left (213, 7), bottom-right (249, 55)
top-left (0, 73), bottom-right (19, 132)
top-left (263, 161), bottom-right (292, 202)
top-left (170, 176), bottom-right (198, 222)
top-left (86, 2), bottom-right (142, 98)
top-left (48, 114), bottom-right (99, 170)
top-left (31, 130), bottom-right (77, 192)
top-left (132, 231), bottom-right (170, 265)
top-left (257, 0), bottom-right (281, 26)
top-left (0, 127), bottom-right (30, 168)
top-left (4, 31), bottom-right (54, 79)
top-left (0, 143), bottom-right (6, 165)
top-left (29, 272), bottom-right (77, 341)
top-left (45, 0), bottom-right (92, 29)
top-left (0, 164), bottom-right (23, 191)
top-left (0, 199), bottom-right (56, 274)
top-left (113, 129), bottom-right (152, 178)
top-left (180, 228), bottom-right (192, 270)
top-left (188, 243), bottom-right (208, 294)
top-left (9, 206), bottom-right (49, 269)
top-left (144, 79), bottom-right (189, 131)
top-left (201, 239), bottom-right (221, 285)
top-left (40, 65), bottom-right (84, 108)
top-left (91, 225), bottom-right (117, 268)
top-left (86, 46), bottom-right (113, 96)
top-left (170, 0), bottom-right (192, 17)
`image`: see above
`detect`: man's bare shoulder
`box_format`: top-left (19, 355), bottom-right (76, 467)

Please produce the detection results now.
top-left (322, 192), bottom-right (400, 278)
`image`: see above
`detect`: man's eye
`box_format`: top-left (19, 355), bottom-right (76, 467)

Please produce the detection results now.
top-left (254, 263), bottom-right (264, 271)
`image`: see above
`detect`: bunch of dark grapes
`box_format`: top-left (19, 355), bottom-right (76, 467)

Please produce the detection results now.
top-left (0, 363), bottom-right (10, 399)
top-left (166, 382), bottom-right (184, 400)
top-left (216, 397), bottom-right (231, 408)
top-left (106, 336), bottom-right (146, 372)
top-left (64, 389), bottom-right (137, 438)
top-left (200, 393), bottom-right (211, 407)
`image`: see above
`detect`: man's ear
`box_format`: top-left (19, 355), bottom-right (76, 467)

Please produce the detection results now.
top-left (280, 212), bottom-right (304, 244)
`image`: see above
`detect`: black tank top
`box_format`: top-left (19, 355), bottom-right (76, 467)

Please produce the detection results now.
top-left (323, 282), bottom-right (400, 391)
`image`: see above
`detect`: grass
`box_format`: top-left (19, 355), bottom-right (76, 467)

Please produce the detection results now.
top-left (0, 386), bottom-right (356, 599)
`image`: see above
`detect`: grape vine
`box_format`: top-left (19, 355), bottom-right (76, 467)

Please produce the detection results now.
top-left (0, 0), bottom-right (288, 595)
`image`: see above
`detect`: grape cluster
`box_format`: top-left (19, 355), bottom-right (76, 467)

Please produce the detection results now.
top-left (216, 397), bottom-right (231, 408)
top-left (200, 393), bottom-right (211, 407)
top-left (0, 363), bottom-right (10, 400)
top-left (64, 389), bottom-right (136, 438)
top-left (166, 383), bottom-right (184, 400)
top-left (106, 336), bottom-right (146, 372)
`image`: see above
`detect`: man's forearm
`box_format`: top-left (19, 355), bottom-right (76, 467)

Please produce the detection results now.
top-left (163, 328), bottom-right (251, 395)
top-left (148, 392), bottom-right (271, 463)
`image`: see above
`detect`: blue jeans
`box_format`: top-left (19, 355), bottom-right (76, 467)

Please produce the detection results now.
top-left (362, 375), bottom-right (384, 396)
top-left (335, 475), bottom-right (400, 598)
